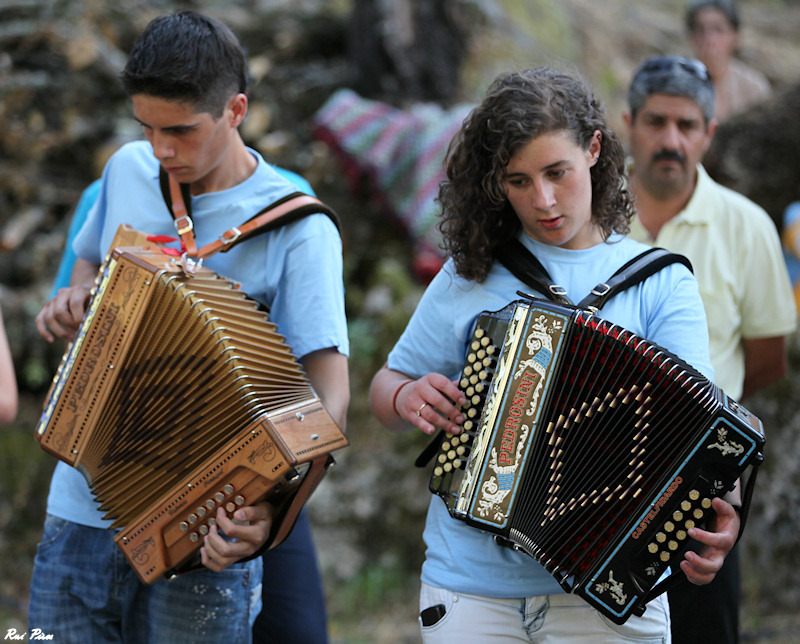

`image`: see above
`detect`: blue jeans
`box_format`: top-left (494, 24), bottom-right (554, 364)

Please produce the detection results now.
top-left (419, 582), bottom-right (670, 643)
top-left (28, 515), bottom-right (262, 643)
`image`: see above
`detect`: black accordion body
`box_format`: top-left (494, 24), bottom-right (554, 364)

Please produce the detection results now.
top-left (428, 296), bottom-right (764, 624)
top-left (36, 244), bottom-right (348, 583)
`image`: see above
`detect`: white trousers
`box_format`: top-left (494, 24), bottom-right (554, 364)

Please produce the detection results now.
top-left (419, 582), bottom-right (671, 644)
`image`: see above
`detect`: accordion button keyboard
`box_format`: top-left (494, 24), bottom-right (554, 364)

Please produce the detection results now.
top-left (429, 322), bottom-right (500, 502)
top-left (196, 506), bottom-right (207, 518)
top-left (179, 522), bottom-right (189, 532)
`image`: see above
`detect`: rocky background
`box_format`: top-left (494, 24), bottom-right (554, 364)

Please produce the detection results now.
top-left (1, 1), bottom-right (799, 642)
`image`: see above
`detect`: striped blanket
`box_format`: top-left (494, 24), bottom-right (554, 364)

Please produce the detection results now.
top-left (313, 88), bottom-right (472, 282)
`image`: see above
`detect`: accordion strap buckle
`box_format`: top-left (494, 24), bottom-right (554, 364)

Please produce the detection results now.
top-left (220, 227), bottom-right (243, 245)
top-left (174, 215), bottom-right (194, 236)
top-left (548, 284), bottom-right (572, 305)
top-left (591, 282), bottom-right (611, 297)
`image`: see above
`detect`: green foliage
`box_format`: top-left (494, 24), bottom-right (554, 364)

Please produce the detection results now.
top-left (329, 559), bottom-right (418, 617)
top-left (0, 419), bottom-right (55, 626)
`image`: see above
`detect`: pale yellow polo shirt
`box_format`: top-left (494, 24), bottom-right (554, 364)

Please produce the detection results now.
top-left (629, 165), bottom-right (797, 400)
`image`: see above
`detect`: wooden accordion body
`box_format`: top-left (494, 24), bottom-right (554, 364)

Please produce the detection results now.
top-left (429, 296), bottom-right (764, 624)
top-left (36, 244), bottom-right (348, 584)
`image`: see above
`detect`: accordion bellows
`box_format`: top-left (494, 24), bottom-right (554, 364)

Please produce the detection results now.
top-left (36, 242), bottom-right (347, 583)
top-left (429, 297), bottom-right (764, 624)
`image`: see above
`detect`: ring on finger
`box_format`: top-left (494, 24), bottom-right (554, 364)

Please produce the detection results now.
top-left (416, 402), bottom-right (427, 417)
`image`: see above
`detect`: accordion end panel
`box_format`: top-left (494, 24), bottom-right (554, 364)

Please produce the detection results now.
top-left (578, 403), bottom-right (764, 624)
top-left (35, 251), bottom-right (158, 466)
top-left (114, 400), bottom-right (347, 584)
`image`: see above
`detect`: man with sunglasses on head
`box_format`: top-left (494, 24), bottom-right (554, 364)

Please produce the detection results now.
top-left (624, 55), bottom-right (796, 644)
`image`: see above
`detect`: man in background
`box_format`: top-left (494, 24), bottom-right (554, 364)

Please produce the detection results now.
top-left (624, 55), bottom-right (796, 643)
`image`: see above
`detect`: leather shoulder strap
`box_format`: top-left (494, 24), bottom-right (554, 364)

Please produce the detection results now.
top-left (202, 192), bottom-right (340, 260)
top-left (159, 167), bottom-right (341, 260)
top-left (495, 238), bottom-right (573, 305)
top-left (496, 239), bottom-right (693, 311)
top-left (159, 168), bottom-right (194, 219)
top-left (575, 247), bottom-right (693, 311)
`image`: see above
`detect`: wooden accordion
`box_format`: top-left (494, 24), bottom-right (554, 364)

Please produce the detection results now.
top-left (36, 240), bottom-right (348, 584)
top-left (428, 296), bottom-right (764, 624)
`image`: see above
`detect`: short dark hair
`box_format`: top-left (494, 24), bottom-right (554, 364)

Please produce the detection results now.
top-left (438, 68), bottom-right (634, 283)
top-left (628, 56), bottom-right (716, 124)
top-left (686, 0), bottom-right (740, 32)
top-left (121, 10), bottom-right (248, 118)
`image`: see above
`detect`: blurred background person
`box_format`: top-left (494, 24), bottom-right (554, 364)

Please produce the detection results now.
top-left (0, 303), bottom-right (18, 424)
top-left (686, 0), bottom-right (772, 121)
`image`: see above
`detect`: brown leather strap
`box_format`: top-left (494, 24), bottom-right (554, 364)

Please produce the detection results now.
top-left (198, 194), bottom-right (328, 261)
top-left (168, 174), bottom-right (197, 257)
top-left (165, 174), bottom-right (337, 261)
top-left (267, 455), bottom-right (332, 550)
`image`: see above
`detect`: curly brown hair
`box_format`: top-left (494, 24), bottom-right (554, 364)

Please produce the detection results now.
top-left (438, 68), bottom-right (635, 282)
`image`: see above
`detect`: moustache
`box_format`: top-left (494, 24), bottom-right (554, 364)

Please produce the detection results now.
top-left (652, 150), bottom-right (686, 165)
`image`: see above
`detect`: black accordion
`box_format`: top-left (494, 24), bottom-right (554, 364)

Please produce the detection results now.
top-left (428, 296), bottom-right (764, 624)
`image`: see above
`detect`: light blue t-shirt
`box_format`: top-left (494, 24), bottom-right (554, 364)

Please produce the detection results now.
top-left (387, 233), bottom-right (713, 599)
top-left (47, 140), bottom-right (348, 528)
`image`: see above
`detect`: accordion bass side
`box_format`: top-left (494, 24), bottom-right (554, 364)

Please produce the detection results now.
top-left (36, 245), bottom-right (348, 584)
top-left (429, 297), bottom-right (764, 624)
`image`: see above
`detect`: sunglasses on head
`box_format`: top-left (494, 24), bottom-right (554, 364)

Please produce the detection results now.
top-left (636, 56), bottom-right (711, 83)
